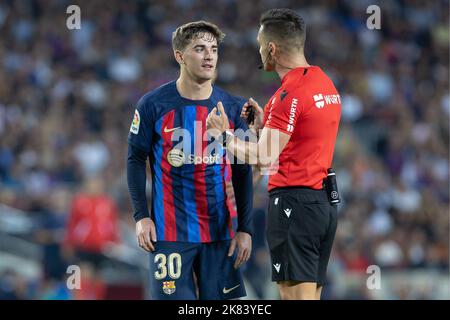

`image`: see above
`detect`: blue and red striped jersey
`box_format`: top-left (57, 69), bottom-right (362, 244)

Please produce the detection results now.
top-left (128, 81), bottom-right (252, 243)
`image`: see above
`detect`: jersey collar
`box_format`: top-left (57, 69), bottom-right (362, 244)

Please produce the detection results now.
top-left (281, 66), bottom-right (315, 85)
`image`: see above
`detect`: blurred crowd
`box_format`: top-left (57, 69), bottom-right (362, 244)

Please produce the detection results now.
top-left (0, 0), bottom-right (448, 299)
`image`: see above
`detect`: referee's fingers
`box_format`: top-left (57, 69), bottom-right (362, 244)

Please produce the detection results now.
top-left (248, 97), bottom-right (258, 107)
top-left (240, 103), bottom-right (249, 118)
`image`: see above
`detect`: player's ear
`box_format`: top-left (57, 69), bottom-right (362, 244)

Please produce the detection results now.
top-left (174, 50), bottom-right (184, 65)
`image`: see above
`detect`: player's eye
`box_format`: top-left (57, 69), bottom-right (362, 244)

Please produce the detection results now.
top-left (195, 48), bottom-right (203, 53)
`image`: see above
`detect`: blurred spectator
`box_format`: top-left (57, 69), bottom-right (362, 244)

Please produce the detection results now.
top-left (0, 269), bottom-right (30, 300)
top-left (63, 176), bottom-right (121, 267)
top-left (34, 189), bottom-right (70, 281)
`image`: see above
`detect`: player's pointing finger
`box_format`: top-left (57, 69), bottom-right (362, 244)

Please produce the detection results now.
top-left (217, 101), bottom-right (225, 115)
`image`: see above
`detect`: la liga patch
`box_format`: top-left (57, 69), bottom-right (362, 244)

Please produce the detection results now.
top-left (130, 109), bottom-right (140, 134)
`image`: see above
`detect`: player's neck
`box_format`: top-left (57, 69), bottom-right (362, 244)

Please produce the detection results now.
top-left (176, 75), bottom-right (212, 101)
top-left (275, 54), bottom-right (310, 80)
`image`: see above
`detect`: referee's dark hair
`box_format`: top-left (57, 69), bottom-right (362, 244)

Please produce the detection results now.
top-left (260, 8), bottom-right (306, 52)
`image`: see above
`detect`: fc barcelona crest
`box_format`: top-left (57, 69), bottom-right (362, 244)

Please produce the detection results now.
top-left (163, 281), bottom-right (176, 295)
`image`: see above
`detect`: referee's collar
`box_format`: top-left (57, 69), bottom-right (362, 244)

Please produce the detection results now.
top-left (281, 65), bottom-right (315, 84)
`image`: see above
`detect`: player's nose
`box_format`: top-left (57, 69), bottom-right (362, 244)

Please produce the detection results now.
top-left (204, 50), bottom-right (214, 60)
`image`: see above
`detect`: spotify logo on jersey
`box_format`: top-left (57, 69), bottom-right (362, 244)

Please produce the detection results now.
top-left (167, 149), bottom-right (185, 167)
top-left (167, 148), bottom-right (222, 167)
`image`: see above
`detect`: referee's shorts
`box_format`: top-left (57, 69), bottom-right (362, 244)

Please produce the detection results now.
top-left (266, 186), bottom-right (337, 286)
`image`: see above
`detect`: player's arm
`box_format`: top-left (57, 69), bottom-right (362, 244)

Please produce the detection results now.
top-left (230, 98), bottom-right (255, 236)
top-left (127, 144), bottom-right (156, 252)
top-left (226, 127), bottom-right (290, 172)
top-left (127, 145), bottom-right (149, 223)
top-left (227, 102), bottom-right (255, 269)
top-left (228, 159), bottom-right (254, 269)
top-left (230, 162), bottom-right (253, 235)
top-left (127, 99), bottom-right (157, 252)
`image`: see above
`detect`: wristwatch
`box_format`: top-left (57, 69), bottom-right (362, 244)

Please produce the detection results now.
top-left (221, 130), bottom-right (234, 147)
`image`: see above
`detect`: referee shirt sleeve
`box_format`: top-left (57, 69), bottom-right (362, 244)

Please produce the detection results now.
top-left (264, 94), bottom-right (303, 135)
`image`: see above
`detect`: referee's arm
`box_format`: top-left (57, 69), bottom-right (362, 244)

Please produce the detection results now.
top-left (226, 127), bottom-right (290, 169)
top-left (207, 101), bottom-right (291, 168)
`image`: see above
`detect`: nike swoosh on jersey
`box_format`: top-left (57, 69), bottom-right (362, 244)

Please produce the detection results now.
top-left (222, 284), bottom-right (240, 294)
top-left (164, 126), bottom-right (181, 133)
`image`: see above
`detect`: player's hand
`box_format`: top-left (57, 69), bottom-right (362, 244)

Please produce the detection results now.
top-left (136, 217), bottom-right (157, 252)
top-left (228, 231), bottom-right (252, 269)
top-left (240, 97), bottom-right (263, 130)
top-left (206, 101), bottom-right (229, 138)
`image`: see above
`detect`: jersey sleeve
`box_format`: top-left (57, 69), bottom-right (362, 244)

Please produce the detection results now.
top-left (127, 143), bottom-right (150, 222)
top-left (127, 97), bottom-right (154, 153)
top-left (264, 94), bottom-right (303, 135)
top-left (229, 97), bottom-right (254, 235)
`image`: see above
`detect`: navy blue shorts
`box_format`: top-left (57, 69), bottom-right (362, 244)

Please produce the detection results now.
top-left (148, 240), bottom-right (246, 300)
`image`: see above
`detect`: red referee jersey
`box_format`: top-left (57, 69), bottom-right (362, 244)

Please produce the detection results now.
top-left (262, 66), bottom-right (341, 190)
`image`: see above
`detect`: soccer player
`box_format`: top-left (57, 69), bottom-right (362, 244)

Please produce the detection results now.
top-left (207, 9), bottom-right (341, 300)
top-left (126, 21), bottom-right (253, 300)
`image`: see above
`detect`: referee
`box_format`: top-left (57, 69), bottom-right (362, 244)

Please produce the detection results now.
top-left (207, 8), bottom-right (341, 300)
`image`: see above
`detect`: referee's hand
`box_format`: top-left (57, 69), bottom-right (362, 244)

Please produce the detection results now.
top-left (240, 97), bottom-right (263, 130)
top-left (136, 217), bottom-right (157, 252)
top-left (228, 231), bottom-right (252, 269)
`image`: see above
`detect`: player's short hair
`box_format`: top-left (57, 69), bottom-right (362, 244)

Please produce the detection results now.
top-left (172, 21), bottom-right (225, 51)
top-left (259, 8), bottom-right (306, 52)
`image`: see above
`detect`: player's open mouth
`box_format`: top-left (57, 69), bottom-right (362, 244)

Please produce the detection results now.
top-left (202, 64), bottom-right (214, 69)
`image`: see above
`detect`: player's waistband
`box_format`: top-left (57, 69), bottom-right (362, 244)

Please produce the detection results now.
top-left (269, 186), bottom-right (329, 203)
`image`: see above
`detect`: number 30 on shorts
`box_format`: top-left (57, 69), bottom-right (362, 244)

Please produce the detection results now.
top-left (154, 253), bottom-right (182, 280)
